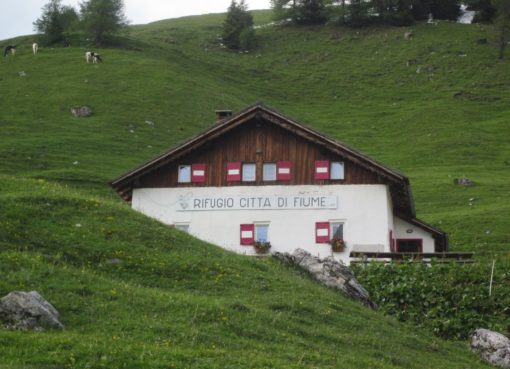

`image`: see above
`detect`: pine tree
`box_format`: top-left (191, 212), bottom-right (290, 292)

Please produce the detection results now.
top-left (271, 0), bottom-right (329, 25)
top-left (80, 0), bottom-right (127, 47)
top-left (222, 0), bottom-right (254, 50)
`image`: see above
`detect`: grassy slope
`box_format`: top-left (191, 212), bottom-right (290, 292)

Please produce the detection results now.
top-left (0, 177), bottom-right (491, 368)
top-left (0, 9), bottom-right (507, 368)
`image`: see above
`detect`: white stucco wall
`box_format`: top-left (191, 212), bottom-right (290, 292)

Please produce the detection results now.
top-left (132, 184), bottom-right (396, 264)
top-left (393, 217), bottom-right (435, 253)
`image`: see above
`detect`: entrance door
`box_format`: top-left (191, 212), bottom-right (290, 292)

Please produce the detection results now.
top-left (396, 239), bottom-right (423, 253)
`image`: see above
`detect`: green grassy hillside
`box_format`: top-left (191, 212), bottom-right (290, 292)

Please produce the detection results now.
top-left (0, 177), bottom-right (492, 368)
top-left (0, 9), bottom-right (508, 368)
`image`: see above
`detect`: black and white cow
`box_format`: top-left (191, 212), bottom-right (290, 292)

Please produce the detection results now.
top-left (85, 51), bottom-right (103, 63)
top-left (3, 45), bottom-right (16, 57)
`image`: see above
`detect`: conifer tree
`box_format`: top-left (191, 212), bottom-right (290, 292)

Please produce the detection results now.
top-left (33, 0), bottom-right (78, 44)
top-left (222, 0), bottom-right (254, 50)
top-left (271, 0), bottom-right (329, 25)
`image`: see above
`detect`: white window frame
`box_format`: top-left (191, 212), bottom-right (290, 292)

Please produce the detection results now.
top-left (242, 163), bottom-right (256, 182)
top-left (178, 165), bottom-right (191, 183)
top-left (330, 162), bottom-right (345, 180)
top-left (254, 222), bottom-right (270, 243)
top-left (330, 221), bottom-right (345, 239)
top-left (174, 222), bottom-right (190, 233)
top-left (262, 163), bottom-right (277, 182)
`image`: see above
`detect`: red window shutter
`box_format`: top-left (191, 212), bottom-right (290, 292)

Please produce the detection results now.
top-left (314, 160), bottom-right (330, 180)
top-left (191, 163), bottom-right (206, 183)
top-left (240, 224), bottom-right (255, 245)
top-left (226, 162), bottom-right (241, 182)
top-left (315, 222), bottom-right (330, 243)
top-left (276, 161), bottom-right (292, 181)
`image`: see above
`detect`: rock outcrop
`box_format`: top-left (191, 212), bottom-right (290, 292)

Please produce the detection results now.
top-left (273, 248), bottom-right (377, 309)
top-left (0, 291), bottom-right (64, 331)
top-left (471, 329), bottom-right (510, 368)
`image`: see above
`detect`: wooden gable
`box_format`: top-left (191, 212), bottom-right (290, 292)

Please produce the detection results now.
top-left (138, 118), bottom-right (385, 188)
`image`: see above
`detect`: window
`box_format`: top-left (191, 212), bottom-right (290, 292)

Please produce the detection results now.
top-left (330, 162), bottom-right (345, 180)
top-left (263, 163), bottom-right (276, 181)
top-left (255, 223), bottom-right (269, 242)
top-left (330, 222), bottom-right (344, 239)
top-left (242, 163), bottom-right (256, 182)
top-left (396, 239), bottom-right (423, 253)
top-left (178, 165), bottom-right (191, 183)
top-left (174, 223), bottom-right (190, 233)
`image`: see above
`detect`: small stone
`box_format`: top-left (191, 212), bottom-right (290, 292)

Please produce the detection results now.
top-left (455, 177), bottom-right (474, 186)
top-left (71, 106), bottom-right (93, 118)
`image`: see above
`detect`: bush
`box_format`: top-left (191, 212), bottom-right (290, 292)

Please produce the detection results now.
top-left (352, 261), bottom-right (510, 340)
top-left (385, 11), bottom-right (415, 26)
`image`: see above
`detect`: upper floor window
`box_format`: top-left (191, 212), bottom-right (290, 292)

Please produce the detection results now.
top-left (263, 163), bottom-right (277, 181)
top-left (178, 165), bottom-right (191, 183)
top-left (330, 162), bottom-right (345, 180)
top-left (242, 163), bottom-right (256, 182)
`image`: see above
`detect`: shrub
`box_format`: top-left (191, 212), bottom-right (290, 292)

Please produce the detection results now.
top-left (352, 261), bottom-right (510, 340)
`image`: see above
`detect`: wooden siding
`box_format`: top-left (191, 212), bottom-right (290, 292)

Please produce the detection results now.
top-left (138, 118), bottom-right (385, 188)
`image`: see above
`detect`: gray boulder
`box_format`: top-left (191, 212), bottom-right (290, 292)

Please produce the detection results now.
top-left (273, 248), bottom-right (377, 309)
top-left (0, 291), bottom-right (64, 331)
top-left (471, 329), bottom-right (510, 368)
top-left (71, 106), bottom-right (93, 118)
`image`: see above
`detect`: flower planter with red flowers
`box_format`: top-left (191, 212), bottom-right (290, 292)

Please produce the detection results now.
top-left (254, 241), bottom-right (272, 254)
top-left (329, 237), bottom-right (346, 253)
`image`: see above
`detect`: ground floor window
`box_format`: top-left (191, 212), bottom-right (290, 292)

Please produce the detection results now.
top-left (330, 222), bottom-right (344, 239)
top-left (396, 239), bottom-right (423, 253)
top-left (174, 223), bottom-right (190, 233)
top-left (255, 223), bottom-right (269, 242)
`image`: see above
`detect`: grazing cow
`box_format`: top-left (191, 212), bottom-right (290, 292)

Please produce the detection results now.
top-left (4, 45), bottom-right (16, 57)
top-left (32, 43), bottom-right (38, 54)
top-left (85, 51), bottom-right (103, 63)
top-left (92, 53), bottom-right (102, 63)
top-left (85, 51), bottom-right (93, 63)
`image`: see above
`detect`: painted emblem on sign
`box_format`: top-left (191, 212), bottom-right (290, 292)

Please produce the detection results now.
top-left (178, 194), bottom-right (192, 210)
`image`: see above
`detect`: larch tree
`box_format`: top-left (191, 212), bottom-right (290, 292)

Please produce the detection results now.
top-left (79, 0), bottom-right (128, 47)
